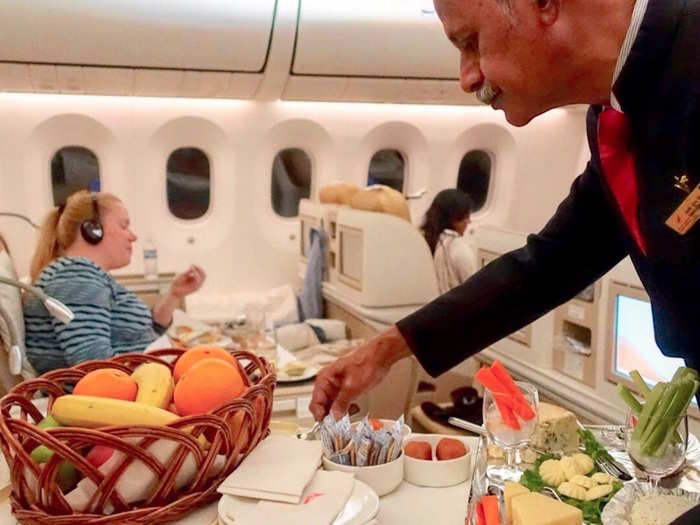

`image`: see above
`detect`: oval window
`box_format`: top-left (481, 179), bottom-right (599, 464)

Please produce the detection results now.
top-left (51, 146), bottom-right (100, 206)
top-left (271, 148), bottom-right (312, 218)
top-left (166, 147), bottom-right (211, 220)
top-left (457, 150), bottom-right (491, 212)
top-left (368, 149), bottom-right (405, 193)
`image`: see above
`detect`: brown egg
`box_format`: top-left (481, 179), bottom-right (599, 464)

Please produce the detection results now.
top-left (404, 440), bottom-right (432, 460)
top-left (436, 438), bottom-right (467, 461)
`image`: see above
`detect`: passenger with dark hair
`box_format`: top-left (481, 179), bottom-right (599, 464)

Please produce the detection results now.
top-left (422, 189), bottom-right (476, 294)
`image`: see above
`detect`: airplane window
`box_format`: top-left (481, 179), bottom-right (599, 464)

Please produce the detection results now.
top-left (457, 150), bottom-right (491, 211)
top-left (271, 148), bottom-right (312, 218)
top-left (51, 146), bottom-right (100, 206)
top-left (166, 147), bottom-right (211, 220)
top-left (367, 149), bottom-right (405, 193)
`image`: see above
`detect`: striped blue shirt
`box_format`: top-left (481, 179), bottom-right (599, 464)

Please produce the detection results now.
top-left (24, 257), bottom-right (160, 374)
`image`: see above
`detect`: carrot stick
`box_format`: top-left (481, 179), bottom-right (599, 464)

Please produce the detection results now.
top-left (491, 360), bottom-right (535, 421)
top-left (481, 495), bottom-right (500, 525)
top-left (475, 367), bottom-right (509, 397)
top-left (476, 499), bottom-right (486, 525)
top-left (494, 396), bottom-right (521, 430)
top-left (476, 367), bottom-right (521, 429)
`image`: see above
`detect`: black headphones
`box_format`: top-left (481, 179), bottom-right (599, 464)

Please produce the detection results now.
top-left (80, 195), bottom-right (104, 245)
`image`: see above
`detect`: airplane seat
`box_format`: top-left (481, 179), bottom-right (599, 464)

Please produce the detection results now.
top-left (0, 234), bottom-right (30, 395)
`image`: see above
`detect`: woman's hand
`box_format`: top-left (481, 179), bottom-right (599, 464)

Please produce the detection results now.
top-left (170, 265), bottom-right (206, 299)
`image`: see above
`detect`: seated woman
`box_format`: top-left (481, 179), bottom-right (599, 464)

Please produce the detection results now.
top-left (24, 190), bottom-right (205, 374)
top-left (422, 189), bottom-right (476, 294)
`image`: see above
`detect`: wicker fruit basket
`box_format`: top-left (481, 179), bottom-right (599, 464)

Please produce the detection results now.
top-left (0, 348), bottom-right (275, 525)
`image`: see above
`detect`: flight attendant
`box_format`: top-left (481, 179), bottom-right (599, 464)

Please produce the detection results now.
top-left (312, 0), bottom-right (699, 518)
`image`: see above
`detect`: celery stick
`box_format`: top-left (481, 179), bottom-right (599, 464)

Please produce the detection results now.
top-left (617, 384), bottom-right (643, 414)
top-left (651, 380), bottom-right (698, 457)
top-left (641, 383), bottom-right (678, 443)
top-left (630, 370), bottom-right (652, 400)
top-left (672, 367), bottom-right (698, 384)
top-left (633, 383), bottom-right (666, 442)
top-left (643, 419), bottom-right (669, 456)
top-left (671, 367), bottom-right (686, 383)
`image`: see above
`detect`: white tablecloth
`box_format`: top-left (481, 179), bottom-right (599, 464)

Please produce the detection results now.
top-left (0, 465), bottom-right (468, 525)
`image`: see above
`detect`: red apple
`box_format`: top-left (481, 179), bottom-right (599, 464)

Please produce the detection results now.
top-left (86, 445), bottom-right (114, 468)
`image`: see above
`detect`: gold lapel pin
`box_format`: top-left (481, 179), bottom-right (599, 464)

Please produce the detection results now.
top-left (674, 174), bottom-right (691, 194)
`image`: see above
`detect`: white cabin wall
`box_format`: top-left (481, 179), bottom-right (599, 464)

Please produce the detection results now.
top-left (0, 92), bottom-right (588, 294)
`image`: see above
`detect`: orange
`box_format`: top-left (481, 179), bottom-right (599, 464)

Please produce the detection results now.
top-left (173, 346), bottom-right (238, 383)
top-left (369, 418), bottom-right (383, 431)
top-left (174, 358), bottom-right (246, 416)
top-left (73, 369), bottom-right (138, 401)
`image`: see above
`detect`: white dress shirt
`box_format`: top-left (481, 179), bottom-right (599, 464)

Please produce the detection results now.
top-left (433, 229), bottom-right (477, 294)
top-left (610, 0), bottom-right (649, 111)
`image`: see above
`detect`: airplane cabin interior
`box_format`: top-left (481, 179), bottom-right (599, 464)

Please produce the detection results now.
top-left (0, 2), bottom-right (697, 525)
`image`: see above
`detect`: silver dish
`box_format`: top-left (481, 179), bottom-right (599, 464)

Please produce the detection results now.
top-left (601, 482), bottom-right (700, 525)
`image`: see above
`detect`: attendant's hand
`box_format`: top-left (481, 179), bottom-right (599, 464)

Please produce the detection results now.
top-left (170, 265), bottom-right (206, 299)
top-left (309, 326), bottom-right (412, 420)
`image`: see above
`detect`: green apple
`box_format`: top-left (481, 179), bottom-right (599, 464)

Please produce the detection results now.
top-left (31, 415), bottom-right (61, 464)
top-left (31, 415), bottom-right (77, 491)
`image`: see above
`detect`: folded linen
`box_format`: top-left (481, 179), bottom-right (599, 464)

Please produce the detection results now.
top-left (305, 319), bottom-right (347, 342)
top-left (217, 434), bottom-right (322, 504)
top-left (224, 470), bottom-right (355, 525)
top-left (275, 322), bottom-right (320, 351)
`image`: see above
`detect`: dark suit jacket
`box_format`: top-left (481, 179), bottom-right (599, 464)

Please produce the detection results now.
top-left (397, 0), bottom-right (699, 376)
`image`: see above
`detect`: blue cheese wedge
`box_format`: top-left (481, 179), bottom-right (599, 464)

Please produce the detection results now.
top-left (530, 403), bottom-right (580, 454)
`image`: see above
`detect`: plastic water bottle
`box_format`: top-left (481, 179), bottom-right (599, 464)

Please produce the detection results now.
top-left (143, 237), bottom-right (158, 280)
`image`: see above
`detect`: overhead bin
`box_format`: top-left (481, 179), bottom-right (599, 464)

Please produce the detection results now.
top-left (0, 0), bottom-right (276, 72)
top-left (292, 0), bottom-right (459, 80)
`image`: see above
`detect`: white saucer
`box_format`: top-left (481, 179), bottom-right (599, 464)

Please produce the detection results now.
top-left (218, 479), bottom-right (379, 525)
top-left (276, 365), bottom-right (320, 383)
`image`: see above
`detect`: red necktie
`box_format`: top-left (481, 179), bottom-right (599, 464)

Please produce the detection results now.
top-left (598, 107), bottom-right (647, 255)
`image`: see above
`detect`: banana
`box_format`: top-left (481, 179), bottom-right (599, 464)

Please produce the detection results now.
top-left (131, 362), bottom-right (174, 409)
top-left (52, 395), bottom-right (178, 428)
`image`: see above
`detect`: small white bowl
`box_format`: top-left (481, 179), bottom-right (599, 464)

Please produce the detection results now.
top-left (322, 452), bottom-right (404, 496)
top-left (402, 434), bottom-right (472, 487)
top-left (351, 418), bottom-right (412, 440)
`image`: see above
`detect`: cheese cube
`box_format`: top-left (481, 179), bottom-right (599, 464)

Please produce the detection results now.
top-left (530, 403), bottom-right (580, 454)
top-left (512, 492), bottom-right (583, 525)
top-left (504, 482), bottom-right (530, 525)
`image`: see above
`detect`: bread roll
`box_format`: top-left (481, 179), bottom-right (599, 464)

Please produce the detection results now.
top-left (319, 182), bottom-right (360, 205)
top-left (349, 185), bottom-right (411, 222)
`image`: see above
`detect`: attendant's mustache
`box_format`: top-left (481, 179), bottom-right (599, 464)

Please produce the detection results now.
top-left (476, 82), bottom-right (501, 105)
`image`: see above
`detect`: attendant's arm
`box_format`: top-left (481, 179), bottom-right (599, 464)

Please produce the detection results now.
top-left (398, 161), bottom-right (628, 376)
top-left (48, 278), bottom-right (115, 365)
top-left (151, 265), bottom-right (205, 327)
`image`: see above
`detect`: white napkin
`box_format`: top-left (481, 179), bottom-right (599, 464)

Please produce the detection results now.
top-left (227, 470), bottom-right (355, 525)
top-left (217, 434), bottom-right (322, 503)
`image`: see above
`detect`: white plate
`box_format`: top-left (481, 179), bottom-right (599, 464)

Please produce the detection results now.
top-left (218, 479), bottom-right (379, 525)
top-left (277, 365), bottom-right (320, 383)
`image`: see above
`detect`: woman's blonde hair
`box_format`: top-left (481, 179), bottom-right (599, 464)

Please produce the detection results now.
top-left (30, 190), bottom-right (120, 281)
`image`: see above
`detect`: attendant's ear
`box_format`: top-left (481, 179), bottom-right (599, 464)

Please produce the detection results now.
top-left (536, 0), bottom-right (560, 26)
